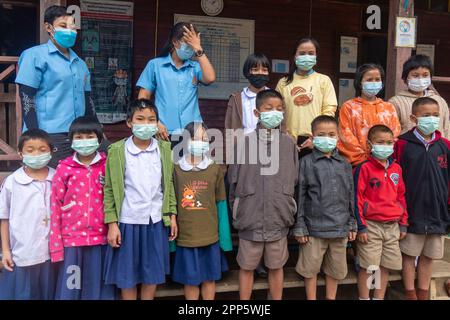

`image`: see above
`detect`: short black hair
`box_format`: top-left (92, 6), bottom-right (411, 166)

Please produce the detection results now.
top-left (44, 5), bottom-right (69, 25)
top-left (411, 96), bottom-right (439, 115)
top-left (242, 53), bottom-right (271, 78)
top-left (354, 63), bottom-right (385, 97)
top-left (255, 89), bottom-right (283, 110)
top-left (367, 124), bottom-right (393, 141)
top-left (402, 54), bottom-right (434, 82)
top-left (184, 121), bottom-right (209, 139)
top-left (69, 116), bottom-right (103, 142)
top-left (311, 115), bottom-right (338, 133)
top-left (18, 129), bottom-right (53, 152)
top-left (126, 99), bottom-right (159, 121)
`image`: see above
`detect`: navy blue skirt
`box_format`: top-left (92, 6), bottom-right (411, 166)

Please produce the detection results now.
top-left (103, 221), bottom-right (170, 289)
top-left (172, 242), bottom-right (228, 286)
top-left (0, 260), bottom-right (58, 300)
top-left (55, 245), bottom-right (118, 300)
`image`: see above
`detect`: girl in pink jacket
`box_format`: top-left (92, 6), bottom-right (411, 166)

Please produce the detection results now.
top-left (50, 116), bottom-right (117, 300)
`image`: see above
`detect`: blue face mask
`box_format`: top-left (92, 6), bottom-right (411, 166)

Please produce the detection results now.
top-left (417, 116), bottom-right (440, 136)
top-left (295, 55), bottom-right (317, 71)
top-left (22, 152), bottom-right (52, 169)
top-left (132, 124), bottom-right (158, 140)
top-left (371, 144), bottom-right (394, 160)
top-left (259, 111), bottom-right (284, 129)
top-left (71, 138), bottom-right (99, 156)
top-left (313, 136), bottom-right (337, 153)
top-left (362, 81), bottom-right (383, 97)
top-left (176, 42), bottom-right (194, 61)
top-left (53, 27), bottom-right (77, 48)
top-left (188, 141), bottom-right (210, 156)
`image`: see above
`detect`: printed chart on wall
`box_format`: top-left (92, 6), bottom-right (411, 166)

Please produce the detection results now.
top-left (174, 14), bottom-right (254, 100)
top-left (80, 0), bottom-right (133, 124)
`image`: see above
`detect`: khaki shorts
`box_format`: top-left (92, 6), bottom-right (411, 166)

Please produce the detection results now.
top-left (357, 220), bottom-right (402, 270)
top-left (400, 233), bottom-right (445, 260)
top-left (296, 237), bottom-right (348, 280)
top-left (237, 237), bottom-right (289, 270)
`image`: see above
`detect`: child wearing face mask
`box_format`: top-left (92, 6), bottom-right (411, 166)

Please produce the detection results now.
top-left (337, 63), bottom-right (401, 166)
top-left (293, 115), bottom-right (357, 300)
top-left (228, 89), bottom-right (299, 300)
top-left (354, 125), bottom-right (408, 300)
top-left (225, 53), bottom-right (272, 133)
top-left (0, 129), bottom-right (59, 300)
top-left (49, 116), bottom-right (117, 300)
top-left (171, 122), bottom-right (232, 300)
top-left (394, 97), bottom-right (450, 300)
top-left (275, 37), bottom-right (337, 154)
top-left (103, 99), bottom-right (177, 300)
top-left (389, 55), bottom-right (450, 138)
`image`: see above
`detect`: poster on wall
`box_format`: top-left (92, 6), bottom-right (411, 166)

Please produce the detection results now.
top-left (174, 14), bottom-right (254, 100)
top-left (339, 36), bottom-right (358, 73)
top-left (80, 0), bottom-right (133, 124)
top-left (338, 79), bottom-right (355, 106)
top-left (395, 16), bottom-right (416, 48)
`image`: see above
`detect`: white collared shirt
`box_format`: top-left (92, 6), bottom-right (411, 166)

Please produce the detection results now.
top-left (241, 87), bottom-right (265, 134)
top-left (73, 151), bottom-right (102, 166)
top-left (0, 167), bottom-right (55, 267)
top-left (178, 155), bottom-right (213, 172)
top-left (413, 128), bottom-right (435, 150)
top-left (120, 137), bottom-right (163, 225)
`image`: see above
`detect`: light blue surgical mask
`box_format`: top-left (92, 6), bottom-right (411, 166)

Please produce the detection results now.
top-left (188, 140), bottom-right (210, 156)
top-left (132, 124), bottom-right (158, 140)
top-left (259, 111), bottom-right (284, 129)
top-left (371, 144), bottom-right (394, 160)
top-left (22, 152), bottom-right (52, 169)
top-left (295, 55), bottom-right (317, 71)
top-left (71, 138), bottom-right (99, 156)
top-left (362, 81), bottom-right (383, 97)
top-left (417, 116), bottom-right (440, 136)
top-left (408, 77), bottom-right (431, 92)
top-left (176, 42), bottom-right (194, 60)
top-left (313, 136), bottom-right (337, 153)
top-left (53, 27), bottom-right (77, 48)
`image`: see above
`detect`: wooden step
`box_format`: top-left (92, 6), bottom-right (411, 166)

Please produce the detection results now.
top-left (155, 260), bottom-right (450, 298)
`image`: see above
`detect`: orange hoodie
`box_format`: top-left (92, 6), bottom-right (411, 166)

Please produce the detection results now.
top-left (337, 97), bottom-right (401, 166)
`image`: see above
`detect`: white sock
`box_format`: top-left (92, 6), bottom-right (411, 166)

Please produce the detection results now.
top-left (372, 298), bottom-right (384, 300)
top-left (359, 297), bottom-right (370, 300)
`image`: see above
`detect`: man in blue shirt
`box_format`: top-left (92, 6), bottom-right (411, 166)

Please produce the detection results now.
top-left (137, 22), bottom-right (216, 148)
top-left (15, 5), bottom-right (96, 167)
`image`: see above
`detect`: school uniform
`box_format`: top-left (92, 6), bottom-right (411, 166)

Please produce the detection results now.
top-left (172, 156), bottom-right (230, 286)
top-left (0, 167), bottom-right (58, 300)
top-left (50, 152), bottom-right (117, 300)
top-left (103, 137), bottom-right (176, 289)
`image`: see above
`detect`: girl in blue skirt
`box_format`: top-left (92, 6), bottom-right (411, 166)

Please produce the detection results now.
top-left (172, 122), bottom-right (232, 300)
top-left (103, 99), bottom-right (178, 300)
top-left (0, 129), bottom-right (58, 300)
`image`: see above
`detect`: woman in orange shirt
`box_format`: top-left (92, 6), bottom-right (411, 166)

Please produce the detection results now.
top-left (337, 64), bottom-right (401, 166)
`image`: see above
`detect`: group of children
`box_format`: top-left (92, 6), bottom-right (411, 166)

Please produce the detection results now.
top-left (1, 85), bottom-right (450, 301)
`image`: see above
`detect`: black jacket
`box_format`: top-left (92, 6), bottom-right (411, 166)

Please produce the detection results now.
top-left (394, 129), bottom-right (450, 234)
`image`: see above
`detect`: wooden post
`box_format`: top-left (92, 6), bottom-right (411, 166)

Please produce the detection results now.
top-left (385, 0), bottom-right (414, 99)
top-left (39, 0), bottom-right (67, 44)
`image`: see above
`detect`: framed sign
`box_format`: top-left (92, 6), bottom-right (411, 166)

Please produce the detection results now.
top-left (395, 16), bottom-right (417, 48)
top-left (340, 36), bottom-right (358, 73)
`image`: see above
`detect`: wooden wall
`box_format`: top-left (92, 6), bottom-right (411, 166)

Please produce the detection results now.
top-left (65, 0), bottom-right (450, 140)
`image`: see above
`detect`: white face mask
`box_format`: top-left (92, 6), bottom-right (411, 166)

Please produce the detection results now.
top-left (408, 77), bottom-right (431, 92)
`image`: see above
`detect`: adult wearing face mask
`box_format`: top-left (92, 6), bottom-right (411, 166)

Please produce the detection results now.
top-left (276, 37), bottom-right (337, 156)
top-left (389, 54), bottom-right (450, 138)
top-left (15, 6), bottom-right (95, 168)
top-left (137, 22), bottom-right (216, 147)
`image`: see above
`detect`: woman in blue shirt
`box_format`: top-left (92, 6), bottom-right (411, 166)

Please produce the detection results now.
top-left (137, 22), bottom-right (216, 146)
top-left (15, 6), bottom-right (96, 168)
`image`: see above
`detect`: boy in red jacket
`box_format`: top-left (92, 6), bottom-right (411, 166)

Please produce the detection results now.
top-left (354, 125), bottom-right (408, 300)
